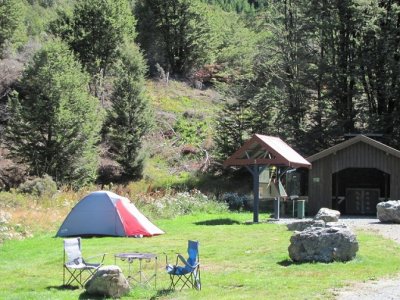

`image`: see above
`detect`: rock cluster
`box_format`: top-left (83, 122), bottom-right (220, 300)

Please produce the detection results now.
top-left (85, 265), bottom-right (130, 298)
top-left (0, 210), bottom-right (32, 243)
top-left (0, 210), bottom-right (13, 242)
top-left (287, 207), bottom-right (358, 263)
top-left (377, 201), bottom-right (400, 223)
top-left (287, 208), bottom-right (344, 232)
top-left (0, 210), bottom-right (11, 225)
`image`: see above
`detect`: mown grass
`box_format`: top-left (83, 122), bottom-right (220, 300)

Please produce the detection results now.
top-left (0, 212), bottom-right (400, 299)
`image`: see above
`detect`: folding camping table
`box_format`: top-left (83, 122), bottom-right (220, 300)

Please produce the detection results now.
top-left (114, 252), bottom-right (158, 288)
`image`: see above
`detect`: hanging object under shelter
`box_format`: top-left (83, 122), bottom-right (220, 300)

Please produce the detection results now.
top-left (223, 134), bottom-right (311, 222)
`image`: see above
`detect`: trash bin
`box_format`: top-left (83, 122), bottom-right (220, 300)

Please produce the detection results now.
top-left (297, 200), bottom-right (305, 219)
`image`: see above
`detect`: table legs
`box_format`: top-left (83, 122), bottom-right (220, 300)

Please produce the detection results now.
top-left (115, 256), bottom-right (157, 288)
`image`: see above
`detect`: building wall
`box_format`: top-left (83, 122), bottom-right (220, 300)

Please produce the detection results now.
top-left (308, 141), bottom-right (400, 215)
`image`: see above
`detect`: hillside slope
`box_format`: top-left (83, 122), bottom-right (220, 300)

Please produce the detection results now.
top-left (142, 79), bottom-right (222, 189)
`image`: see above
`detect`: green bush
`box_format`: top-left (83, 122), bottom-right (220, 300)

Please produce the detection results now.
top-left (221, 192), bottom-right (249, 210)
top-left (0, 191), bottom-right (28, 208)
top-left (17, 175), bottom-right (57, 198)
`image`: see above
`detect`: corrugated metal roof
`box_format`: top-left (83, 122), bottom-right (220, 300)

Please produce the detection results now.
top-left (307, 134), bottom-right (400, 162)
top-left (223, 134), bottom-right (311, 169)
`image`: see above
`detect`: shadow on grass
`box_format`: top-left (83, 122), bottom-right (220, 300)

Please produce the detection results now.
top-left (277, 259), bottom-right (299, 267)
top-left (76, 289), bottom-right (174, 300)
top-left (150, 289), bottom-right (175, 299)
top-left (46, 285), bottom-right (79, 291)
top-left (79, 291), bottom-right (108, 299)
top-left (194, 218), bottom-right (241, 226)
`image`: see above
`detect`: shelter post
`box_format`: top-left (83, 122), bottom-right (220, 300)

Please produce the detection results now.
top-left (246, 165), bottom-right (266, 223)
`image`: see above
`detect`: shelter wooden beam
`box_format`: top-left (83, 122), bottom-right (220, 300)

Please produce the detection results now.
top-left (223, 134), bottom-right (311, 223)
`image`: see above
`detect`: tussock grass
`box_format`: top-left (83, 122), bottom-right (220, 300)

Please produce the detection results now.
top-left (0, 213), bottom-right (399, 299)
top-left (147, 80), bottom-right (221, 114)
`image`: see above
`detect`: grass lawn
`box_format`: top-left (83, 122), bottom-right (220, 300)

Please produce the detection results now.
top-left (1, 212), bottom-right (400, 299)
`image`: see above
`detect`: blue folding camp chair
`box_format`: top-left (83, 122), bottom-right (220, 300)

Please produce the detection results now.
top-left (165, 240), bottom-right (201, 290)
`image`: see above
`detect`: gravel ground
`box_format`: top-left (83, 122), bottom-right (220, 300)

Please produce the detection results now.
top-left (276, 216), bottom-right (400, 300)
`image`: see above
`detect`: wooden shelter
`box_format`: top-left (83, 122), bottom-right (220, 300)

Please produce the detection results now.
top-left (224, 134), bottom-right (311, 222)
top-left (307, 135), bottom-right (400, 215)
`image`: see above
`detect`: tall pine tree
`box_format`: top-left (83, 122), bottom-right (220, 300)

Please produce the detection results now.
top-left (5, 40), bottom-right (103, 186)
top-left (49, 0), bottom-right (135, 101)
top-left (107, 44), bottom-right (152, 180)
top-left (136, 0), bottom-right (212, 75)
top-left (0, 0), bottom-right (26, 56)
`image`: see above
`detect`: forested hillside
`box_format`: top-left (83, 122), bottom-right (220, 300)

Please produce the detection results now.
top-left (1, 0), bottom-right (400, 192)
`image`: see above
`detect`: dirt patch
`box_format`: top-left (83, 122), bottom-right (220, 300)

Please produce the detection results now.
top-left (279, 217), bottom-right (400, 300)
top-left (333, 218), bottom-right (400, 300)
top-left (332, 276), bottom-right (400, 300)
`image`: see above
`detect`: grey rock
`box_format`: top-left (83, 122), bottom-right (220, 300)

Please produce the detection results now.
top-left (287, 220), bottom-right (325, 231)
top-left (377, 201), bottom-right (400, 223)
top-left (0, 211), bottom-right (11, 225)
top-left (288, 227), bottom-right (359, 263)
top-left (314, 208), bottom-right (341, 223)
top-left (325, 222), bottom-right (348, 229)
top-left (85, 265), bottom-right (130, 298)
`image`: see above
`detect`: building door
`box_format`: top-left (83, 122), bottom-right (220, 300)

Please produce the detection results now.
top-left (345, 188), bottom-right (380, 215)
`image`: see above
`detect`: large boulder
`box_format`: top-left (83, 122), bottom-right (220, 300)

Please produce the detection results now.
top-left (85, 265), bottom-right (130, 298)
top-left (288, 227), bottom-right (359, 263)
top-left (377, 201), bottom-right (400, 223)
top-left (287, 220), bottom-right (325, 231)
top-left (314, 208), bottom-right (341, 223)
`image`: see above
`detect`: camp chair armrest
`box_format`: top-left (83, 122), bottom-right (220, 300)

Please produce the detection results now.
top-left (163, 252), bottom-right (169, 265)
top-left (86, 253), bottom-right (107, 263)
top-left (176, 254), bottom-right (186, 265)
top-left (163, 252), bottom-right (180, 264)
top-left (188, 261), bottom-right (200, 269)
top-left (175, 253), bottom-right (184, 265)
top-left (177, 254), bottom-right (199, 269)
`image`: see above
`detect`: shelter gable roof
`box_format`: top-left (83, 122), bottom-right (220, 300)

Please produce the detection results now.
top-left (224, 134), bottom-right (311, 169)
top-left (307, 135), bottom-right (400, 162)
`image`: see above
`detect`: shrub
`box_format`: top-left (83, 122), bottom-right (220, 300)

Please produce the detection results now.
top-left (0, 190), bottom-right (31, 208)
top-left (138, 189), bottom-right (228, 219)
top-left (221, 192), bottom-right (249, 210)
top-left (17, 175), bottom-right (57, 198)
top-left (174, 115), bottom-right (208, 147)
